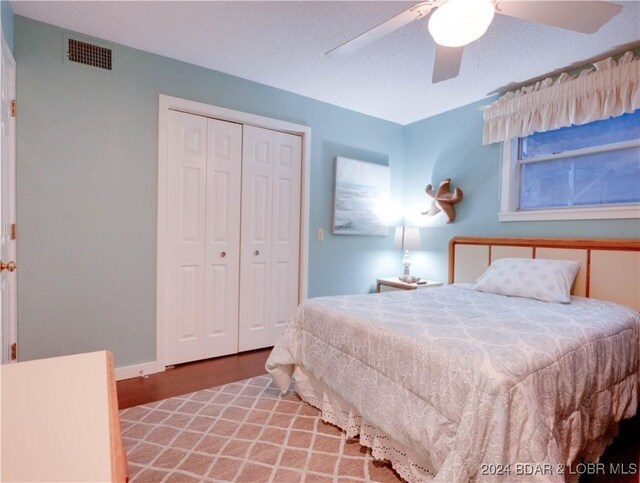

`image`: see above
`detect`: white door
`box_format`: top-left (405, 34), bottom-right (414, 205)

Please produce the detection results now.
top-left (270, 131), bottom-right (301, 345)
top-left (165, 111), bottom-right (243, 365)
top-left (203, 118), bottom-right (241, 358)
top-left (239, 125), bottom-right (273, 351)
top-left (0, 37), bottom-right (17, 364)
top-left (239, 126), bottom-right (301, 350)
top-left (166, 110), bottom-right (208, 365)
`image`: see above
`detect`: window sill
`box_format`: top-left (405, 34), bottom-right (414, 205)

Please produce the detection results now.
top-left (499, 204), bottom-right (640, 222)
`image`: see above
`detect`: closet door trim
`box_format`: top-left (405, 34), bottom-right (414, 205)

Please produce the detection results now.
top-left (155, 95), bottom-right (311, 374)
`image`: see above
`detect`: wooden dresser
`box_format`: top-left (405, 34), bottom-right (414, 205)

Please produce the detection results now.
top-left (0, 350), bottom-right (128, 482)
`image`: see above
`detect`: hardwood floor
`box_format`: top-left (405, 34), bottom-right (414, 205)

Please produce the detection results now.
top-left (116, 350), bottom-right (639, 482)
top-left (116, 348), bottom-right (271, 410)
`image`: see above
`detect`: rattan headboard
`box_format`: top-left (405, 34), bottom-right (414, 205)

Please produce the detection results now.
top-left (449, 237), bottom-right (640, 310)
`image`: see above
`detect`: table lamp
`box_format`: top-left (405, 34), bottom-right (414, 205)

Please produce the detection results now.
top-left (393, 225), bottom-right (421, 283)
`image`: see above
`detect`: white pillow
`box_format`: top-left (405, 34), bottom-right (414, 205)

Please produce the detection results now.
top-left (474, 258), bottom-right (580, 303)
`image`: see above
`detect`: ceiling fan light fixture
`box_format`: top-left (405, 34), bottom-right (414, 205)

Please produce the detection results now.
top-left (428, 0), bottom-right (495, 47)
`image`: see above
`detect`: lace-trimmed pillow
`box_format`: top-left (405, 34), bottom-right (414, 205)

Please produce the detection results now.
top-left (474, 258), bottom-right (580, 303)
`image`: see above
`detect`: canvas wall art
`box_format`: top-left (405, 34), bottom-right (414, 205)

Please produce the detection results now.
top-left (332, 157), bottom-right (390, 236)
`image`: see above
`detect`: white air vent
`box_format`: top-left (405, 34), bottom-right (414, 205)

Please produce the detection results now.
top-left (66, 37), bottom-right (112, 71)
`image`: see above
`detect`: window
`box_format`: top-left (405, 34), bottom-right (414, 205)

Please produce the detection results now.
top-left (500, 110), bottom-right (640, 221)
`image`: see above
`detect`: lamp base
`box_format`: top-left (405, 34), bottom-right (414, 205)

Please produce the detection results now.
top-left (399, 275), bottom-right (421, 283)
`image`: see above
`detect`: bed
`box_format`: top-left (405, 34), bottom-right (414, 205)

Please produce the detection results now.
top-left (266, 237), bottom-right (640, 482)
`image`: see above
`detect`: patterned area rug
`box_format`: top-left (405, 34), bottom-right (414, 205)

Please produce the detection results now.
top-left (120, 375), bottom-right (402, 482)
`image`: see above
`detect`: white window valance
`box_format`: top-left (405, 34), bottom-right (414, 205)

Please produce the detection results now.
top-left (481, 51), bottom-right (640, 145)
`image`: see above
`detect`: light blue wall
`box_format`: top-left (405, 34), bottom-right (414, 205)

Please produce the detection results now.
top-left (403, 98), bottom-right (640, 282)
top-left (1, 0), bottom-right (14, 52)
top-left (15, 17), bottom-right (404, 367)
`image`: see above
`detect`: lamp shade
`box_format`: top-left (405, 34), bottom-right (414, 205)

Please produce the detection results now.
top-left (428, 0), bottom-right (495, 48)
top-left (393, 226), bottom-right (422, 251)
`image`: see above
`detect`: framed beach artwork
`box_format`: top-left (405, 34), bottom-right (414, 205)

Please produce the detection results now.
top-left (332, 157), bottom-right (391, 236)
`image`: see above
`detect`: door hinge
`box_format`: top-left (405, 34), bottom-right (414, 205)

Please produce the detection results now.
top-left (9, 99), bottom-right (16, 117)
top-left (10, 342), bottom-right (17, 361)
top-left (10, 223), bottom-right (16, 240)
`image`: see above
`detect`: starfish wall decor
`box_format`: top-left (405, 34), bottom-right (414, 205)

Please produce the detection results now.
top-left (422, 178), bottom-right (463, 224)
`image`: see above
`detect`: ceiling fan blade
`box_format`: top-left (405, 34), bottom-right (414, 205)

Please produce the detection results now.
top-left (496, 1), bottom-right (623, 34)
top-left (432, 45), bottom-right (464, 83)
top-left (326, 2), bottom-right (434, 59)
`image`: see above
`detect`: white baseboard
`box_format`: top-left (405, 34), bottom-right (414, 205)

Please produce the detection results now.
top-left (115, 360), bottom-right (165, 381)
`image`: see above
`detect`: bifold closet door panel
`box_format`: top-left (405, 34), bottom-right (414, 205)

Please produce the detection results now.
top-left (165, 112), bottom-right (243, 365)
top-left (269, 131), bottom-right (302, 345)
top-left (166, 111), bottom-right (208, 365)
top-left (203, 119), bottom-right (242, 359)
top-left (239, 125), bottom-right (274, 351)
top-left (239, 126), bottom-right (302, 351)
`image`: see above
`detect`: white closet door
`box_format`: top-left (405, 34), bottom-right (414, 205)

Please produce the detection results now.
top-left (166, 111), bottom-right (208, 365)
top-left (239, 126), bottom-right (302, 351)
top-left (203, 119), bottom-right (242, 358)
top-left (239, 125), bottom-right (274, 351)
top-left (270, 131), bottom-right (302, 345)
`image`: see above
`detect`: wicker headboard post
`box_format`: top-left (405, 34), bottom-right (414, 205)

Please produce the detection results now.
top-left (448, 237), bottom-right (640, 310)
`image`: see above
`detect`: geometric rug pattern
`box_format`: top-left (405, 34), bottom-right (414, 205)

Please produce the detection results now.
top-left (119, 375), bottom-right (403, 482)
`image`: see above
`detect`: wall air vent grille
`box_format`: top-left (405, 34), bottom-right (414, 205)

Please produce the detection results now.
top-left (67, 38), bottom-right (112, 70)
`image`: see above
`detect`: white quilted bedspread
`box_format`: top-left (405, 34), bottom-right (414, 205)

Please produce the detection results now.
top-left (266, 285), bottom-right (640, 482)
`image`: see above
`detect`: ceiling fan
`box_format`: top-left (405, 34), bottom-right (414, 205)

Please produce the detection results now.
top-left (325, 0), bottom-right (623, 83)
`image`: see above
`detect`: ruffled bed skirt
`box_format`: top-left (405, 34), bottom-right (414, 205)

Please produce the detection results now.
top-left (290, 366), bottom-right (636, 483)
top-left (293, 365), bottom-right (437, 482)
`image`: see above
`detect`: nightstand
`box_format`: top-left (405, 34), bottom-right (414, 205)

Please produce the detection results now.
top-left (376, 277), bottom-right (444, 293)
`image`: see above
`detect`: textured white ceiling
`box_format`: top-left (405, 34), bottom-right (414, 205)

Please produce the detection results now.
top-left (10, 1), bottom-right (640, 124)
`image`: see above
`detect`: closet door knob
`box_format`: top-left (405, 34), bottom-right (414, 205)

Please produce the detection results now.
top-left (0, 260), bottom-right (18, 272)
top-left (220, 251), bottom-right (226, 258)
top-left (0, 260), bottom-right (16, 272)
top-left (254, 250), bottom-right (260, 256)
